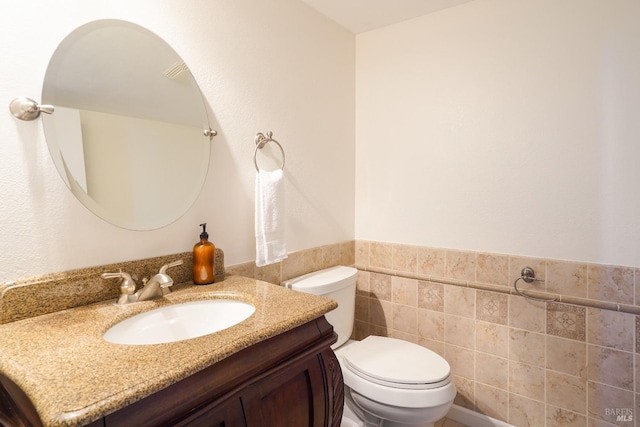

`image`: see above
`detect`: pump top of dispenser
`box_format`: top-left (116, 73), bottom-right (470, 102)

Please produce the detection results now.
top-left (199, 223), bottom-right (209, 240)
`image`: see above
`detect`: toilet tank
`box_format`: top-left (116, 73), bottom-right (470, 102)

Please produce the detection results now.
top-left (283, 266), bottom-right (357, 349)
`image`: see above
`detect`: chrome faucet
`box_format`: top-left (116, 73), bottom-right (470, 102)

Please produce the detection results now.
top-left (101, 260), bottom-right (184, 304)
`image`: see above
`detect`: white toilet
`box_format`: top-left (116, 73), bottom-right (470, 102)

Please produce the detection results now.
top-left (283, 266), bottom-right (456, 427)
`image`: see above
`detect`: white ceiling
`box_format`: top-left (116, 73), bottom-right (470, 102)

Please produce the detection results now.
top-left (299, 0), bottom-right (476, 34)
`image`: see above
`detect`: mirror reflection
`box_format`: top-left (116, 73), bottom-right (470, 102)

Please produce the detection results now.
top-left (42, 19), bottom-right (211, 230)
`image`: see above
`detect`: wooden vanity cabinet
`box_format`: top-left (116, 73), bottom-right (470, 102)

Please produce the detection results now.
top-left (0, 316), bottom-right (343, 427)
top-left (105, 315), bottom-right (343, 427)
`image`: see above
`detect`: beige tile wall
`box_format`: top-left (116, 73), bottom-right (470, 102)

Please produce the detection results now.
top-left (353, 240), bottom-right (639, 427)
top-left (226, 240), bottom-right (355, 284)
top-left (13, 238), bottom-right (631, 425)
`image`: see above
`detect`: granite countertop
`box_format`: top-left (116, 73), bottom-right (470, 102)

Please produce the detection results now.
top-left (0, 275), bottom-right (337, 427)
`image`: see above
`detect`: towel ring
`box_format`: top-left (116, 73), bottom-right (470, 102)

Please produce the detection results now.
top-left (514, 267), bottom-right (557, 302)
top-left (254, 131), bottom-right (285, 172)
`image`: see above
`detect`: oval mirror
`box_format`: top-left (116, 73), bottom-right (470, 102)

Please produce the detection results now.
top-left (41, 19), bottom-right (211, 230)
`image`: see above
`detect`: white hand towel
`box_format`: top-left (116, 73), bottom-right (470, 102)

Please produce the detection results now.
top-left (255, 169), bottom-right (287, 267)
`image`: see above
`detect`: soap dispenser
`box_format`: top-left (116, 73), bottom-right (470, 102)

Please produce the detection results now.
top-left (193, 223), bottom-right (215, 285)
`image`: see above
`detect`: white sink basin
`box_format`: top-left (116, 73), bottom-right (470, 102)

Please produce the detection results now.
top-left (103, 299), bottom-right (256, 345)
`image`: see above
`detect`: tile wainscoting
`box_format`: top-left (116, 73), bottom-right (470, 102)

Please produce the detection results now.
top-left (226, 240), bottom-right (356, 284)
top-left (4, 238), bottom-right (636, 426)
top-left (352, 240), bottom-right (639, 427)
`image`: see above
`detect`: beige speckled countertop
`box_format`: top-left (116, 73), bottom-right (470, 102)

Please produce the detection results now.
top-left (0, 275), bottom-right (337, 427)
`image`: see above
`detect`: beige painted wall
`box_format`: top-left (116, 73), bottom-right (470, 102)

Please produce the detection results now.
top-left (0, 0), bottom-right (355, 283)
top-left (355, 0), bottom-right (640, 267)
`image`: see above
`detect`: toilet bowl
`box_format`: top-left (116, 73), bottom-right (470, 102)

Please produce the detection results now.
top-left (283, 266), bottom-right (456, 427)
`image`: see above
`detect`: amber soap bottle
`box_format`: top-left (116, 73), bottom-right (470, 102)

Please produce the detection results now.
top-left (193, 223), bottom-right (215, 285)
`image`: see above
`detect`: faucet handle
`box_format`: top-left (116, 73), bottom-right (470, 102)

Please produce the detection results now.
top-left (101, 271), bottom-right (137, 303)
top-left (159, 259), bottom-right (183, 274)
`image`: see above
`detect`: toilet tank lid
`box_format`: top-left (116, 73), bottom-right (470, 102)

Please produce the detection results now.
top-left (283, 266), bottom-right (357, 295)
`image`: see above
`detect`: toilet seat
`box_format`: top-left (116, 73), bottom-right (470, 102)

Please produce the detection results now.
top-left (341, 336), bottom-right (451, 390)
top-left (337, 336), bottom-right (455, 409)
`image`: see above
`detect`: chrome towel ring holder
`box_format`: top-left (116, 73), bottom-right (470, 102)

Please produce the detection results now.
top-left (254, 131), bottom-right (285, 172)
top-left (514, 267), bottom-right (557, 302)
